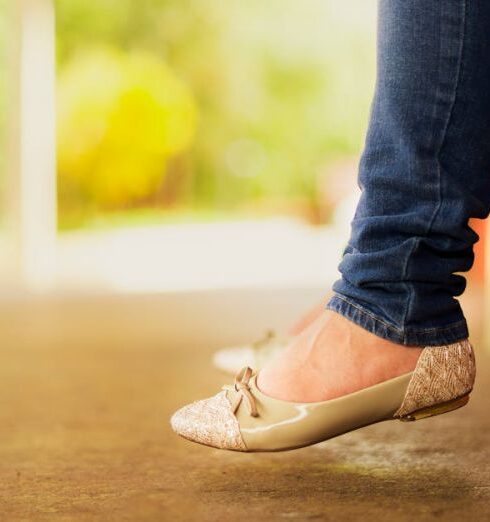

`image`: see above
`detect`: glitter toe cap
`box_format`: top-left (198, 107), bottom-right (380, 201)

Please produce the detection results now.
top-left (170, 391), bottom-right (247, 451)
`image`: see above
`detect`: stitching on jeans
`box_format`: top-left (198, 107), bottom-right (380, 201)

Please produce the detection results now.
top-left (330, 294), bottom-right (468, 335)
top-left (428, 2), bottom-right (467, 243)
top-left (399, 1), bottom-right (467, 343)
top-left (403, 321), bottom-right (467, 334)
top-left (330, 294), bottom-right (404, 334)
top-left (400, 238), bottom-right (420, 342)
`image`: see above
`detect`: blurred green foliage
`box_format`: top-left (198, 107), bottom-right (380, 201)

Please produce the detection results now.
top-left (54, 0), bottom-right (376, 228)
top-left (58, 49), bottom-right (197, 209)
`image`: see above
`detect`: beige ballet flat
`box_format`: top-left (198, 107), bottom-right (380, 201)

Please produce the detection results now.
top-left (171, 340), bottom-right (475, 452)
top-left (212, 330), bottom-right (288, 375)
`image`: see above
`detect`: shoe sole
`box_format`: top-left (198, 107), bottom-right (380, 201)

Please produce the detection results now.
top-left (398, 393), bottom-right (470, 422)
top-left (176, 394), bottom-right (471, 452)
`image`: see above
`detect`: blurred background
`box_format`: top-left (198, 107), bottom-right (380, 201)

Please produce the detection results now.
top-left (1, 0), bottom-right (378, 296)
top-left (0, 0), bottom-right (486, 349)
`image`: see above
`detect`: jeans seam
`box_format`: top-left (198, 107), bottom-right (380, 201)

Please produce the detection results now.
top-left (400, 238), bottom-right (420, 342)
top-left (331, 294), bottom-right (404, 334)
top-left (432, 1), bottom-right (466, 226)
top-left (330, 294), bottom-right (467, 335)
top-left (398, 1), bottom-right (467, 343)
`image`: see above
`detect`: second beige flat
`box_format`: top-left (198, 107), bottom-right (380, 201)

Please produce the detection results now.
top-left (212, 330), bottom-right (288, 375)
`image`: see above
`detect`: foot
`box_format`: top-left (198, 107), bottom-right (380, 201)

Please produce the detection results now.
top-left (257, 310), bottom-right (423, 403)
top-left (287, 300), bottom-right (327, 336)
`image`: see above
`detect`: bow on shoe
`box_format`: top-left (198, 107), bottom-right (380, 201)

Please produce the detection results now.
top-left (223, 366), bottom-right (259, 417)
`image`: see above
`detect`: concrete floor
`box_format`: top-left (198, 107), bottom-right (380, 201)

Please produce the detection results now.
top-left (0, 294), bottom-right (489, 521)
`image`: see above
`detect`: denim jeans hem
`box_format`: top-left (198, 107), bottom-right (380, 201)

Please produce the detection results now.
top-left (326, 294), bottom-right (469, 347)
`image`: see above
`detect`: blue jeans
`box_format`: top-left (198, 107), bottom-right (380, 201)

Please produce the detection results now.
top-left (327, 0), bottom-right (490, 346)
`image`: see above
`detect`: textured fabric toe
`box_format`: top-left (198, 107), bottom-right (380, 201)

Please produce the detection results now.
top-left (170, 391), bottom-right (246, 451)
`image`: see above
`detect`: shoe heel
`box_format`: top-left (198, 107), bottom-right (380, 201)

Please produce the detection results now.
top-left (398, 394), bottom-right (470, 422)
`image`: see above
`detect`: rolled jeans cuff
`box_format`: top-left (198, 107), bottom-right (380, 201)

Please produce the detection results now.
top-left (326, 294), bottom-right (469, 347)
